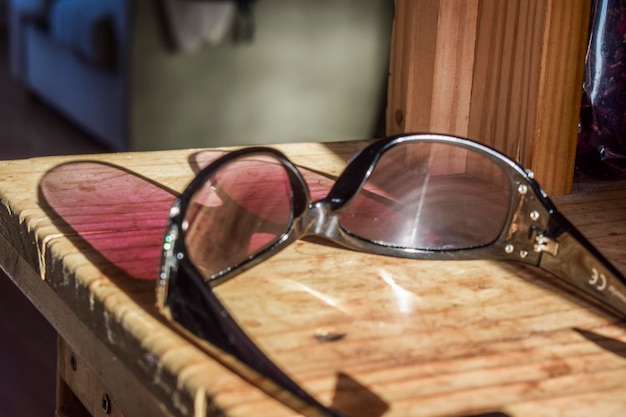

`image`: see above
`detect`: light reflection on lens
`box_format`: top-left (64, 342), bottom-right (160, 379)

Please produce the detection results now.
top-left (184, 156), bottom-right (294, 278)
top-left (339, 142), bottom-right (512, 250)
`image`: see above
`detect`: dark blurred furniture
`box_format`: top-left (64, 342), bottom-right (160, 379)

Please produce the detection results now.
top-left (8, 0), bottom-right (394, 152)
top-left (9, 0), bottom-right (129, 150)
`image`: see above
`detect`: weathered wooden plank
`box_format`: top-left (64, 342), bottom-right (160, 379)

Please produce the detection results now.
top-left (0, 144), bottom-right (625, 416)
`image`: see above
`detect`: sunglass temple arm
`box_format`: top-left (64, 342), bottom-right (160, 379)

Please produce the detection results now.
top-left (535, 212), bottom-right (626, 319)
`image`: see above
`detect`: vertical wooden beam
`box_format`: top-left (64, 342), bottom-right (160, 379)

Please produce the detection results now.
top-left (468, 1), bottom-right (547, 167)
top-left (387, 0), bottom-right (590, 195)
top-left (387, 0), bottom-right (479, 137)
top-left (429, 1), bottom-right (480, 136)
top-left (530, 1), bottom-right (591, 194)
top-left (56, 337), bottom-right (128, 417)
top-left (387, 0), bottom-right (440, 134)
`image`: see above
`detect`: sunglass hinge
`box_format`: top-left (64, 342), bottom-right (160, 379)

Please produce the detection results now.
top-left (534, 234), bottom-right (559, 256)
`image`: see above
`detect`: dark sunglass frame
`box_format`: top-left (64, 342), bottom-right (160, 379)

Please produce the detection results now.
top-left (157, 133), bottom-right (626, 417)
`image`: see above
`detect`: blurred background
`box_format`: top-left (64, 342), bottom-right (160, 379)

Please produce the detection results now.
top-left (3, 0), bottom-right (394, 153)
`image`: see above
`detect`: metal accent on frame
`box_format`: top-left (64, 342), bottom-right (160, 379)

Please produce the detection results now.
top-left (534, 234), bottom-right (559, 256)
top-left (157, 225), bottom-right (180, 310)
top-left (517, 184), bottom-right (528, 195)
top-left (530, 210), bottom-right (540, 221)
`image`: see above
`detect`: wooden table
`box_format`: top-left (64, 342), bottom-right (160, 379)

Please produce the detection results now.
top-left (1, 141), bottom-right (626, 417)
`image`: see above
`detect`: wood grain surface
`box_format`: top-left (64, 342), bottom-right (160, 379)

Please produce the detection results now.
top-left (1, 141), bottom-right (625, 417)
top-left (387, 0), bottom-right (590, 195)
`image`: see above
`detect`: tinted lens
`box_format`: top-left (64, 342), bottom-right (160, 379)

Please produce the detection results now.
top-left (183, 155), bottom-right (294, 278)
top-left (339, 142), bottom-right (512, 250)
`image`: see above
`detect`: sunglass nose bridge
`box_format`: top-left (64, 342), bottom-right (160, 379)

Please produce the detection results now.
top-left (300, 200), bottom-right (342, 240)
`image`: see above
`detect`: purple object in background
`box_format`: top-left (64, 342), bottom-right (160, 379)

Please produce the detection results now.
top-left (578, 0), bottom-right (626, 179)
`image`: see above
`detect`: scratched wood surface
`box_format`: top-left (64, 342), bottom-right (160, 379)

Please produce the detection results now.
top-left (1, 141), bottom-right (626, 417)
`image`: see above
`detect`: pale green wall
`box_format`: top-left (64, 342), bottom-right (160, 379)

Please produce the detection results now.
top-left (130, 0), bottom-right (394, 151)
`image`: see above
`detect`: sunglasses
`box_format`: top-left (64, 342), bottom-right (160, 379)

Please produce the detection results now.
top-left (156, 133), bottom-right (626, 416)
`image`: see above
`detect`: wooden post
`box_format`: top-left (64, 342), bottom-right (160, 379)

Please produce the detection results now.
top-left (56, 337), bottom-right (128, 417)
top-left (387, 0), bottom-right (591, 195)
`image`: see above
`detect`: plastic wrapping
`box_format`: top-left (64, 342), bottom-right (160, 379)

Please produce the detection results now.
top-left (578, 0), bottom-right (626, 179)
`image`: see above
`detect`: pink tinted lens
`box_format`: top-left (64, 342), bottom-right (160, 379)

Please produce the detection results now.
top-left (184, 156), bottom-right (294, 278)
top-left (193, 150), bottom-right (334, 201)
top-left (299, 168), bottom-right (335, 201)
top-left (339, 142), bottom-right (511, 250)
